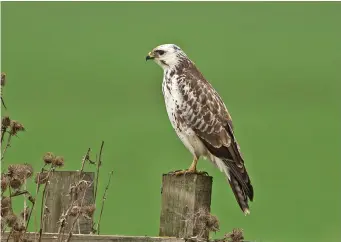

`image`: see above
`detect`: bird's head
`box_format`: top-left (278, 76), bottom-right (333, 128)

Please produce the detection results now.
top-left (146, 44), bottom-right (186, 70)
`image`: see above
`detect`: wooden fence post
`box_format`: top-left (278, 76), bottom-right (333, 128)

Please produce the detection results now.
top-left (159, 173), bottom-right (213, 239)
top-left (43, 171), bottom-right (95, 234)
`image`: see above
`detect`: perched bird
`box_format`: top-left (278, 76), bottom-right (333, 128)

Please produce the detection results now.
top-left (146, 44), bottom-right (254, 214)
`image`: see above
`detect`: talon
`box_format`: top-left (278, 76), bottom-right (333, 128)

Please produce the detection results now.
top-left (174, 170), bottom-right (188, 176)
top-left (167, 169), bottom-right (186, 175)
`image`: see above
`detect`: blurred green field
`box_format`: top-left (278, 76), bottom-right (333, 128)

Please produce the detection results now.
top-left (1, 2), bottom-right (341, 242)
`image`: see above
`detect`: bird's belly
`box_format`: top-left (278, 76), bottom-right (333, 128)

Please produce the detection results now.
top-left (163, 88), bottom-right (207, 158)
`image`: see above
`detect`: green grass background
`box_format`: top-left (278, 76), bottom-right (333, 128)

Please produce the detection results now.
top-left (1, 2), bottom-right (341, 242)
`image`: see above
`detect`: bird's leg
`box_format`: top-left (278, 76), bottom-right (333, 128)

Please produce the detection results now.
top-left (187, 156), bottom-right (198, 173)
top-left (169, 156), bottom-right (208, 176)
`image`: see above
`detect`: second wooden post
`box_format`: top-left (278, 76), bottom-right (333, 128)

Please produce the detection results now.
top-left (159, 173), bottom-right (213, 240)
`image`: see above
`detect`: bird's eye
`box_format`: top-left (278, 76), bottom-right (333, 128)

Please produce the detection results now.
top-left (157, 50), bottom-right (165, 56)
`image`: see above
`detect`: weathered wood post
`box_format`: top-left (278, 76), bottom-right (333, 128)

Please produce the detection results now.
top-left (159, 173), bottom-right (213, 239)
top-left (43, 171), bottom-right (95, 234)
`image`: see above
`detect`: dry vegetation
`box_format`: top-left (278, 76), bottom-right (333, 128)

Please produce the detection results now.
top-left (177, 208), bottom-right (247, 242)
top-left (0, 72), bottom-right (114, 241)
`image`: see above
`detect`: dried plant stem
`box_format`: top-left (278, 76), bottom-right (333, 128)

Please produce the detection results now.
top-left (1, 134), bottom-right (12, 162)
top-left (38, 183), bottom-right (48, 242)
top-left (30, 165), bottom-right (47, 234)
top-left (38, 167), bottom-right (54, 242)
top-left (65, 181), bottom-right (92, 242)
top-left (96, 170), bottom-right (113, 235)
top-left (10, 190), bottom-right (29, 197)
top-left (79, 148), bottom-right (91, 176)
top-left (1, 127), bottom-right (7, 144)
top-left (57, 198), bottom-right (78, 242)
top-left (23, 180), bottom-right (27, 225)
top-left (94, 141), bottom-right (104, 201)
top-left (57, 174), bottom-right (86, 241)
top-left (24, 199), bottom-right (35, 234)
top-left (8, 184), bottom-right (13, 213)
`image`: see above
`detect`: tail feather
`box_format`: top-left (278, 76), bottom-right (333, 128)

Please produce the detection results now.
top-left (226, 159), bottom-right (254, 202)
top-left (212, 156), bottom-right (253, 214)
top-left (228, 170), bottom-right (251, 215)
top-left (197, 134), bottom-right (254, 214)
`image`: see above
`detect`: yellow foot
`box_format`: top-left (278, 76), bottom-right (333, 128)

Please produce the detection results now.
top-left (168, 169), bottom-right (209, 176)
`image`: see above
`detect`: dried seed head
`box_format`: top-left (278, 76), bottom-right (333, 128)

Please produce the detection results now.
top-left (1, 197), bottom-right (11, 216)
top-left (206, 214), bottom-right (220, 233)
top-left (13, 221), bottom-right (25, 232)
top-left (8, 164), bottom-right (20, 177)
top-left (8, 164), bottom-right (33, 180)
top-left (10, 177), bottom-right (23, 190)
top-left (34, 172), bottom-right (49, 184)
top-left (1, 174), bottom-right (8, 192)
top-left (1, 196), bottom-right (11, 208)
top-left (82, 204), bottom-right (96, 218)
top-left (43, 152), bottom-right (55, 165)
top-left (6, 213), bottom-right (18, 227)
top-left (20, 207), bottom-right (30, 220)
top-left (9, 120), bottom-right (25, 136)
top-left (69, 206), bottom-right (80, 217)
top-left (1, 116), bottom-right (10, 129)
top-left (1, 72), bottom-right (6, 87)
top-left (53, 156), bottom-right (64, 167)
top-left (23, 163), bottom-right (34, 179)
top-left (225, 228), bottom-right (244, 242)
top-left (77, 180), bottom-right (90, 193)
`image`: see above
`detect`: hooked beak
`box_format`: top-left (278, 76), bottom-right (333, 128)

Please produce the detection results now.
top-left (146, 51), bottom-right (155, 61)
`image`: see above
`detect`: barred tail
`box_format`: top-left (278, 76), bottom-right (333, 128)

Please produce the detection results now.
top-left (227, 169), bottom-right (251, 215)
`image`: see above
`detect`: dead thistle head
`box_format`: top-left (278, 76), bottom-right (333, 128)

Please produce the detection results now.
top-left (34, 172), bottom-right (49, 185)
top-left (225, 228), bottom-right (244, 242)
top-left (13, 220), bottom-right (26, 232)
top-left (1, 174), bottom-right (8, 192)
top-left (9, 120), bottom-right (25, 136)
top-left (1, 196), bottom-right (11, 216)
top-left (53, 156), bottom-right (64, 167)
top-left (69, 206), bottom-right (80, 217)
top-left (10, 176), bottom-right (23, 190)
top-left (8, 163), bottom-right (33, 181)
top-left (82, 204), bottom-right (96, 218)
top-left (23, 163), bottom-right (34, 178)
top-left (1, 116), bottom-right (11, 129)
top-left (43, 152), bottom-right (55, 165)
top-left (206, 213), bottom-right (220, 233)
top-left (5, 213), bottom-right (18, 227)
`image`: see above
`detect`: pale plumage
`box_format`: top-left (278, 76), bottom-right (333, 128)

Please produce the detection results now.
top-left (146, 44), bottom-right (254, 214)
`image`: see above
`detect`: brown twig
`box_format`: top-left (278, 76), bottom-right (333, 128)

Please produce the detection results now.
top-left (79, 148), bottom-right (91, 177)
top-left (94, 141), bottom-right (104, 202)
top-left (65, 181), bottom-right (93, 242)
top-left (9, 190), bottom-right (29, 198)
top-left (26, 164), bottom-right (47, 235)
top-left (96, 170), bottom-right (113, 235)
top-left (1, 72), bottom-right (7, 110)
top-left (38, 166), bottom-right (54, 242)
top-left (56, 174), bottom-right (87, 241)
top-left (1, 127), bottom-right (7, 144)
top-left (1, 134), bottom-right (12, 162)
